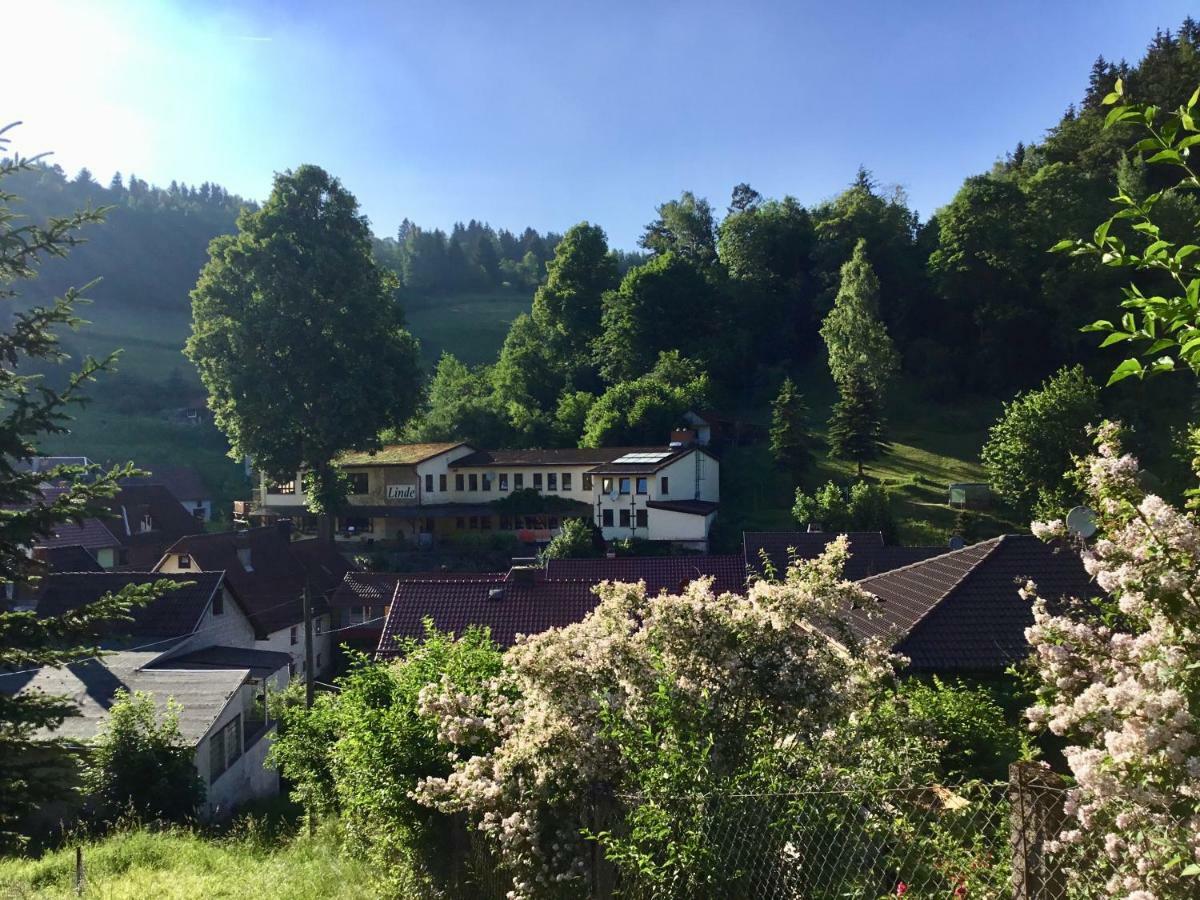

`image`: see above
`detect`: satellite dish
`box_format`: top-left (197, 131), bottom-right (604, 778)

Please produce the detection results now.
top-left (1066, 506), bottom-right (1098, 539)
top-left (948, 535), bottom-right (966, 550)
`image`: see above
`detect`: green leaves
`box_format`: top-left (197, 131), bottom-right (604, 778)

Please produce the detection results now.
top-left (1107, 357), bottom-right (1144, 385)
top-left (1064, 83), bottom-right (1200, 384)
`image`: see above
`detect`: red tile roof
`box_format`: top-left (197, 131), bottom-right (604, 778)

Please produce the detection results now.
top-left (544, 555), bottom-right (746, 595)
top-left (376, 572), bottom-right (600, 654)
top-left (851, 535), bottom-right (1097, 672)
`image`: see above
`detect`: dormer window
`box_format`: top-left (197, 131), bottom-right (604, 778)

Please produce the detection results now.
top-left (139, 514), bottom-right (154, 533)
top-left (237, 547), bottom-right (253, 572)
top-left (178, 553), bottom-right (192, 569)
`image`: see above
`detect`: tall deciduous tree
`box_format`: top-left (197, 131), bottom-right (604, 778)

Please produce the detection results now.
top-left (639, 191), bottom-right (718, 267)
top-left (0, 125), bottom-right (167, 846)
top-left (187, 165), bottom-right (423, 520)
top-left (980, 364), bottom-right (1100, 519)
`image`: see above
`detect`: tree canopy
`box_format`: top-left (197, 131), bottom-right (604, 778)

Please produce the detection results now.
top-left (187, 164), bottom-right (423, 514)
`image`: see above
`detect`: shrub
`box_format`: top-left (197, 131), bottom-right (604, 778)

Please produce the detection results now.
top-left (267, 629), bottom-right (505, 895)
top-left (84, 690), bottom-right (204, 826)
top-left (980, 364), bottom-right (1100, 519)
top-left (539, 517), bottom-right (603, 560)
top-left (792, 480), bottom-right (897, 542)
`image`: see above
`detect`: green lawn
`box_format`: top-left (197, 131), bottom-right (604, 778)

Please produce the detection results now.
top-left (712, 359), bottom-right (1017, 551)
top-left (0, 824), bottom-right (373, 900)
top-left (403, 290), bottom-right (533, 366)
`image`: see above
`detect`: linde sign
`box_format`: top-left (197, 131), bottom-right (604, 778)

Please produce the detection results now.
top-left (385, 483), bottom-right (418, 501)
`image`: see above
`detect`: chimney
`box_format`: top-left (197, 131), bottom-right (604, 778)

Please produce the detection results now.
top-left (671, 428), bottom-right (697, 447)
top-left (507, 565), bottom-right (538, 586)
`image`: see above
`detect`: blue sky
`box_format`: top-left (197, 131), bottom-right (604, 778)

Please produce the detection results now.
top-left (7, 1), bottom-right (1195, 248)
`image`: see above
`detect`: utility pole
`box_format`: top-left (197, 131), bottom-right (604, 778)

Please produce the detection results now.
top-left (302, 583), bottom-right (315, 709)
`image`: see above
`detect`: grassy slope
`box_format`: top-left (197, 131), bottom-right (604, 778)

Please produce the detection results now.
top-left (712, 358), bottom-right (1018, 551)
top-left (403, 290), bottom-right (533, 366)
top-left (38, 290), bottom-right (535, 519)
top-left (0, 826), bottom-right (372, 900)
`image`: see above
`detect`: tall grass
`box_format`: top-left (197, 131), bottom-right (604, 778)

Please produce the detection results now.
top-left (0, 821), bottom-right (375, 900)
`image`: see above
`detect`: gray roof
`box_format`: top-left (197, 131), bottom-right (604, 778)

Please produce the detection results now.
top-left (2, 651), bottom-right (249, 745)
top-left (151, 645), bottom-right (292, 679)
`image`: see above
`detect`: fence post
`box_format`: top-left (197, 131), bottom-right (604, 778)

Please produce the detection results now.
top-left (74, 845), bottom-right (83, 895)
top-left (1009, 761), bottom-right (1067, 900)
top-left (589, 789), bottom-right (618, 900)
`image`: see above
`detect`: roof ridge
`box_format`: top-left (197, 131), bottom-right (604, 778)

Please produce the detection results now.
top-left (856, 535), bottom-right (1002, 586)
top-left (873, 536), bottom-right (1007, 646)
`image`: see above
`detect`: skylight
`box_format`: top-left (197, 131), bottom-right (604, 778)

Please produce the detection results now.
top-left (611, 452), bottom-right (673, 464)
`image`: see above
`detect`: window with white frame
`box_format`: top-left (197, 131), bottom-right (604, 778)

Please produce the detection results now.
top-left (209, 714), bottom-right (242, 782)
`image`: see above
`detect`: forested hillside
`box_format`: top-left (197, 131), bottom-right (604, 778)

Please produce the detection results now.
top-left (407, 23), bottom-right (1200, 472)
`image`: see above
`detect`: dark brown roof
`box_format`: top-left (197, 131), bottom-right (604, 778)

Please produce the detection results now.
top-left (645, 499), bottom-right (719, 516)
top-left (101, 484), bottom-right (205, 548)
top-left (587, 447), bottom-right (713, 476)
top-left (450, 447), bottom-right (647, 468)
top-left (544, 555), bottom-right (746, 594)
top-left (162, 527), bottom-right (349, 634)
top-left (36, 571), bottom-right (227, 640)
top-left (743, 532), bottom-right (943, 581)
top-left (33, 518), bottom-right (122, 551)
top-left (331, 571), bottom-right (405, 609)
top-left (376, 572), bottom-right (599, 653)
top-left (33, 545), bottom-right (104, 573)
top-left (291, 538), bottom-right (354, 597)
top-left (122, 466), bottom-right (209, 502)
top-left (851, 535), bottom-right (1097, 673)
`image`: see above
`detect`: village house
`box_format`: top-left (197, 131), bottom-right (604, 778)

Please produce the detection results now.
top-left (248, 439), bottom-right (721, 550)
top-left (367, 532), bottom-right (1094, 677)
top-left (123, 465), bottom-right (214, 522)
top-left (24, 483), bottom-right (204, 571)
top-left (7, 571), bottom-right (292, 818)
top-left (154, 524), bottom-right (352, 680)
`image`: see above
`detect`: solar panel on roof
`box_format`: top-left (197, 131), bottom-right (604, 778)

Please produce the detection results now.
top-left (612, 451), bottom-right (672, 464)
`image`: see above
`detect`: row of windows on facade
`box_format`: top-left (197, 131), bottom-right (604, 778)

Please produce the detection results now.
top-left (273, 474), bottom-right (670, 497)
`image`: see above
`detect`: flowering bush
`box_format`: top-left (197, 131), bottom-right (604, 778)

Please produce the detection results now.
top-left (415, 538), bottom-right (942, 898)
top-left (1026, 422), bottom-right (1200, 899)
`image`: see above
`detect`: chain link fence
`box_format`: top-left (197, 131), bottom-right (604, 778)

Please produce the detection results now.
top-left (454, 763), bottom-right (1184, 899)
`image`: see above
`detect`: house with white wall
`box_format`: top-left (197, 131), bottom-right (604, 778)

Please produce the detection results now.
top-left (155, 525), bottom-right (351, 680)
top-left (11, 571), bottom-right (292, 819)
top-left (249, 439), bottom-right (722, 549)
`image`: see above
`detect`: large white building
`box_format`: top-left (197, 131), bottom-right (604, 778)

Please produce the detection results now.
top-left (251, 440), bottom-right (720, 549)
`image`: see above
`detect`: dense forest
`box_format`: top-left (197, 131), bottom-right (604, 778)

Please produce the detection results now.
top-left (403, 22), bottom-right (1200, 471)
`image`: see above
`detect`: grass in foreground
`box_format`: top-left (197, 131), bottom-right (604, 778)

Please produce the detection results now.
top-left (0, 823), bottom-right (374, 900)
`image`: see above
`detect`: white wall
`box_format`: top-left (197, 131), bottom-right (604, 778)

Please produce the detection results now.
top-left (594, 450), bottom-right (720, 543)
top-left (153, 585), bottom-right (257, 664)
top-left (647, 508), bottom-right (714, 544)
top-left (195, 680), bottom-right (280, 820)
top-left (256, 612), bottom-right (331, 679)
top-left (446, 463), bottom-right (599, 507)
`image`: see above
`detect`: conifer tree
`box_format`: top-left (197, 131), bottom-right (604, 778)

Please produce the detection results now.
top-left (768, 376), bottom-right (812, 475)
top-left (0, 125), bottom-right (167, 846)
top-left (819, 237), bottom-right (899, 392)
top-left (827, 370), bottom-right (890, 477)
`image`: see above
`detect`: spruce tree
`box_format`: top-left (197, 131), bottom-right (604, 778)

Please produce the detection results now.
top-left (768, 376), bottom-right (812, 475)
top-left (0, 125), bottom-right (166, 846)
top-left (819, 237), bottom-right (899, 392)
top-left (827, 370), bottom-right (890, 477)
